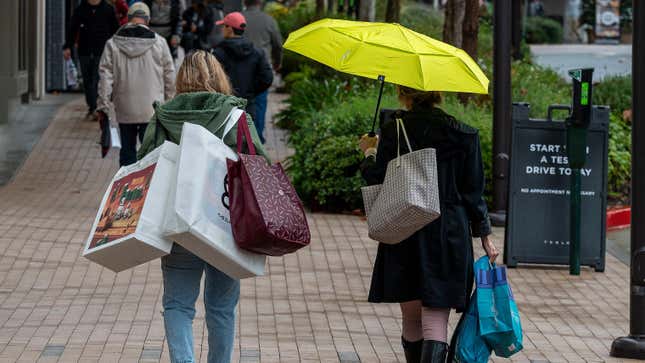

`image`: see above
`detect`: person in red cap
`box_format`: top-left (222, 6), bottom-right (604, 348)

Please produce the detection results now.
top-left (212, 11), bottom-right (273, 139)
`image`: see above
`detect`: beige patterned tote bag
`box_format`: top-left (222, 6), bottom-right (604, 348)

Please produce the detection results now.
top-left (361, 118), bottom-right (441, 244)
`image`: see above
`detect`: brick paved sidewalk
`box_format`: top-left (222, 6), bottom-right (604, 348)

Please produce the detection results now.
top-left (0, 94), bottom-right (638, 362)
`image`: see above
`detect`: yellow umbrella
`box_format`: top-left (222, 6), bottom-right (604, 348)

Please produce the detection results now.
top-left (284, 18), bottom-right (490, 132)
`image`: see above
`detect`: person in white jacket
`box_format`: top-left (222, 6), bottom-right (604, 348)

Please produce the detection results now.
top-left (97, 2), bottom-right (176, 166)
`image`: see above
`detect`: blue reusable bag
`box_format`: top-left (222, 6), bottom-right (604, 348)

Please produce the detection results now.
top-left (474, 256), bottom-right (523, 357)
top-left (454, 291), bottom-right (492, 363)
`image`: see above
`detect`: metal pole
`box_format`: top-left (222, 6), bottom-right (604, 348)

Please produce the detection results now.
top-left (511, 0), bottom-right (523, 60)
top-left (569, 168), bottom-right (581, 274)
top-left (370, 75), bottom-right (385, 135)
top-left (492, 0), bottom-right (512, 224)
top-left (610, 0), bottom-right (645, 358)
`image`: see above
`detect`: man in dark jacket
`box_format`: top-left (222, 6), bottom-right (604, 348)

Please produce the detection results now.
top-left (243, 0), bottom-right (283, 146)
top-left (181, 0), bottom-right (215, 51)
top-left (213, 12), bottom-right (273, 139)
top-left (64, 0), bottom-right (120, 119)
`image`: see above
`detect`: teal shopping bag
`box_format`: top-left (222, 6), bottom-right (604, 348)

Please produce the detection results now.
top-left (453, 291), bottom-right (492, 363)
top-left (474, 256), bottom-right (523, 357)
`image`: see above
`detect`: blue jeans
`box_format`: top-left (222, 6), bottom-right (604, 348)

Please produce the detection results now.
top-left (162, 244), bottom-right (240, 363)
top-left (254, 90), bottom-right (268, 144)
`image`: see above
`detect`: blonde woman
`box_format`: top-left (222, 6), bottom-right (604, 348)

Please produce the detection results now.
top-left (359, 87), bottom-right (499, 362)
top-left (138, 51), bottom-right (267, 363)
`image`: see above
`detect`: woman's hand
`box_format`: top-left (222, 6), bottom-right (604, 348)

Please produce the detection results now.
top-left (481, 235), bottom-right (499, 264)
top-left (359, 134), bottom-right (379, 156)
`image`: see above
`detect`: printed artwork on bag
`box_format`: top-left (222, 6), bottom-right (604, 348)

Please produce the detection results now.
top-left (203, 164), bottom-right (232, 229)
top-left (89, 163), bottom-right (157, 249)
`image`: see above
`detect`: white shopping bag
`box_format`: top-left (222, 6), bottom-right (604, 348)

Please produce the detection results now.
top-left (164, 110), bottom-right (266, 279)
top-left (110, 127), bottom-right (121, 149)
top-left (83, 141), bottom-right (179, 272)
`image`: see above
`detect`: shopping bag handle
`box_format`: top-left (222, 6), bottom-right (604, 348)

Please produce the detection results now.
top-left (395, 118), bottom-right (413, 167)
top-left (236, 113), bottom-right (257, 155)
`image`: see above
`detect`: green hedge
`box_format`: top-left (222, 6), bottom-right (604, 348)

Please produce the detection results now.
top-left (608, 113), bottom-right (631, 203)
top-left (595, 75), bottom-right (632, 115)
top-left (278, 71), bottom-right (399, 210)
top-left (525, 17), bottom-right (563, 44)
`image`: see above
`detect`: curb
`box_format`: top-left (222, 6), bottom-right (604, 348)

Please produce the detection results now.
top-left (607, 207), bottom-right (631, 230)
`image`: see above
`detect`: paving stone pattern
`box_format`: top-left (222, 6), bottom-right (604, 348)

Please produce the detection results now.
top-left (0, 94), bottom-right (638, 362)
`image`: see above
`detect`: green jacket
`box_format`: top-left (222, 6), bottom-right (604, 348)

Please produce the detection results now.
top-left (138, 91), bottom-right (269, 160)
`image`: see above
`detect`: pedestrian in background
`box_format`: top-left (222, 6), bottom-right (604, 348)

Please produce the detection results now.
top-left (64, 0), bottom-right (120, 120)
top-left (181, 0), bottom-right (216, 51)
top-left (107, 0), bottom-right (130, 25)
top-left (359, 87), bottom-right (499, 362)
top-left (144, 0), bottom-right (181, 41)
top-left (137, 51), bottom-right (267, 363)
top-left (207, 0), bottom-right (227, 48)
top-left (169, 34), bottom-right (186, 71)
top-left (242, 0), bottom-right (283, 144)
top-left (97, 3), bottom-right (176, 166)
top-left (213, 12), bottom-right (273, 142)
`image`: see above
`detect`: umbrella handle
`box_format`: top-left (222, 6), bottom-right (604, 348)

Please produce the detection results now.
top-left (370, 75), bottom-right (386, 135)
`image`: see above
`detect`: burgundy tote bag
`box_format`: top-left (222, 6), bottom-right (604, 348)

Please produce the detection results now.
top-left (226, 114), bottom-right (310, 256)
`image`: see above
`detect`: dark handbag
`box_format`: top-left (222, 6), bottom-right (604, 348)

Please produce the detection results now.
top-left (99, 113), bottom-right (111, 158)
top-left (226, 114), bottom-right (310, 256)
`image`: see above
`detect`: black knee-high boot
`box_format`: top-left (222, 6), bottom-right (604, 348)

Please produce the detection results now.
top-left (402, 337), bottom-right (423, 363)
top-left (420, 340), bottom-right (448, 363)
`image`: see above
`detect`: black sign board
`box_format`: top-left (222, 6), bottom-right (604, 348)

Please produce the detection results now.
top-left (504, 103), bottom-right (609, 272)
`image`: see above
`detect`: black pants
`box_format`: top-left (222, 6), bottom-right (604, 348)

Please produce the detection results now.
top-left (119, 123), bottom-right (148, 167)
top-left (79, 54), bottom-right (100, 112)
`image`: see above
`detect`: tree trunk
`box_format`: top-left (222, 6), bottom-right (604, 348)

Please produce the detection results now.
top-left (385, 0), bottom-right (401, 23)
top-left (359, 0), bottom-right (375, 21)
top-left (316, 0), bottom-right (325, 17)
top-left (511, 0), bottom-right (524, 60)
top-left (442, 0), bottom-right (466, 48)
top-left (461, 0), bottom-right (479, 63)
top-left (458, 0), bottom-right (480, 104)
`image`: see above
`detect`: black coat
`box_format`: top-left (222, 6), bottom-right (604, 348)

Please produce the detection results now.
top-left (361, 107), bottom-right (491, 312)
top-left (212, 37), bottom-right (273, 121)
top-left (181, 5), bottom-right (215, 50)
top-left (64, 0), bottom-right (120, 56)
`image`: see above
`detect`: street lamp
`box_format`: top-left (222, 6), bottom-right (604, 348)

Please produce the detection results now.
top-left (610, 0), bottom-right (645, 359)
top-left (492, 0), bottom-right (512, 225)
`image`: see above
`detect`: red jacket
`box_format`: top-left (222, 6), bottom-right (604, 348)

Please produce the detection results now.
top-left (113, 0), bottom-right (129, 25)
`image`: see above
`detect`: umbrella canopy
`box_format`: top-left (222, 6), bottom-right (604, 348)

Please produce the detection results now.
top-left (284, 18), bottom-right (489, 94)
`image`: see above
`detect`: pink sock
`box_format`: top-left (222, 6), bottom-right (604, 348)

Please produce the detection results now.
top-left (421, 307), bottom-right (450, 342)
top-left (400, 301), bottom-right (423, 342)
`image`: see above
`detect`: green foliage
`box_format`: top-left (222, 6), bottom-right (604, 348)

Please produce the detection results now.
top-left (400, 3), bottom-right (444, 39)
top-left (581, 0), bottom-right (595, 27)
top-left (594, 75), bottom-right (632, 114)
top-left (608, 114), bottom-right (631, 203)
top-left (525, 16), bottom-right (563, 44)
top-left (273, 1), bottom-right (352, 77)
top-left (621, 0), bottom-right (633, 32)
top-left (274, 0), bottom-right (316, 40)
top-left (511, 61), bottom-right (570, 118)
top-left (281, 77), bottom-right (398, 210)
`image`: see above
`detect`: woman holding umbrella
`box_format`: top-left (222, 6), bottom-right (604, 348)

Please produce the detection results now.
top-left (283, 19), bottom-right (499, 362)
top-left (359, 87), bottom-right (499, 362)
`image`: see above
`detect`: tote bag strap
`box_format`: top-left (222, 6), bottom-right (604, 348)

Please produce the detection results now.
top-left (236, 112), bottom-right (257, 155)
top-left (395, 118), bottom-right (413, 167)
top-left (217, 107), bottom-right (245, 138)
